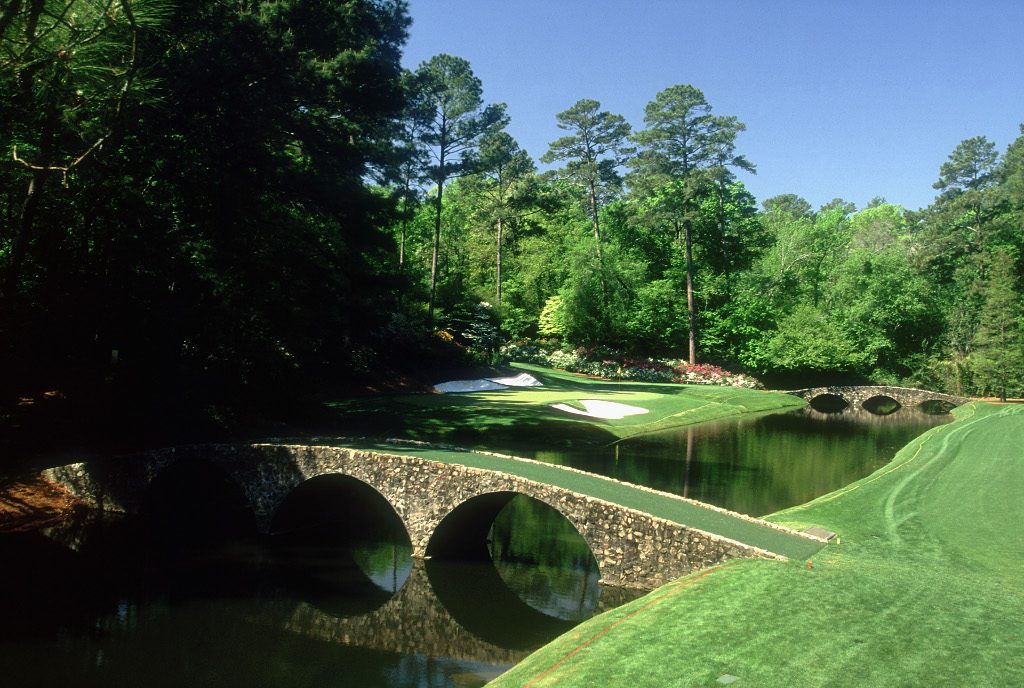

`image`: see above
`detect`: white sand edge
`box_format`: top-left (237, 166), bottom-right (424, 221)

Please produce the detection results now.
top-left (550, 399), bottom-right (650, 420)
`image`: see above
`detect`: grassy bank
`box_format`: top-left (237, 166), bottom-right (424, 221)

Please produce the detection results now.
top-left (325, 363), bottom-right (805, 451)
top-left (490, 402), bottom-right (1024, 687)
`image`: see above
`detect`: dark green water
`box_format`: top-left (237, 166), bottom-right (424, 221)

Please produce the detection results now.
top-left (0, 405), bottom-right (949, 687)
top-left (529, 405), bottom-right (951, 516)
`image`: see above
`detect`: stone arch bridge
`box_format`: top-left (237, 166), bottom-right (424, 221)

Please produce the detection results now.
top-left (44, 443), bottom-right (823, 589)
top-left (786, 385), bottom-right (968, 411)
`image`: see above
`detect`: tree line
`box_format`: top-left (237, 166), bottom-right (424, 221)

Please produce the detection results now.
top-left (398, 55), bottom-right (1023, 398)
top-left (3, 1), bottom-right (1022, 430)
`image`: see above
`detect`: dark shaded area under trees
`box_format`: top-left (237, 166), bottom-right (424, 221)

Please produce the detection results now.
top-left (3, 1), bottom-right (1023, 469)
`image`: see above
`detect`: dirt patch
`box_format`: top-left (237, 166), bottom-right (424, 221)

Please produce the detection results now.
top-left (0, 476), bottom-right (88, 533)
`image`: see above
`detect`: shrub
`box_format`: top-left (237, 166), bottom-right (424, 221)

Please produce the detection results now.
top-left (501, 341), bottom-right (763, 389)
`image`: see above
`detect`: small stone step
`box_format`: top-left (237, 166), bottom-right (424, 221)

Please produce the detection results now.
top-left (802, 526), bottom-right (837, 541)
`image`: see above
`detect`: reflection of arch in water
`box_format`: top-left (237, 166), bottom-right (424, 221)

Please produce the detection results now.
top-left (280, 557), bottom-right (645, 664)
top-left (861, 395), bottom-right (901, 415)
top-left (808, 393), bottom-right (850, 413)
top-left (426, 492), bottom-right (602, 626)
top-left (918, 399), bottom-right (956, 415)
top-left (425, 558), bottom-right (575, 650)
top-left (268, 474), bottom-right (413, 618)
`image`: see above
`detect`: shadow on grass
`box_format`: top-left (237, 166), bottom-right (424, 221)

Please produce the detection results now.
top-left (324, 394), bottom-right (619, 452)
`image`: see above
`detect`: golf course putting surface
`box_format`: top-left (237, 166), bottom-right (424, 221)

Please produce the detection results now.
top-left (326, 363), bottom-right (807, 448)
top-left (338, 439), bottom-right (826, 561)
top-left (490, 401), bottom-right (1024, 688)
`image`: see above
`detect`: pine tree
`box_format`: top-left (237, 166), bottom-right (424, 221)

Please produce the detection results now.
top-left (971, 251), bottom-right (1024, 401)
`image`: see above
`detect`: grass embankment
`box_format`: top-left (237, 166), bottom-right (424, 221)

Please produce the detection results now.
top-left (491, 402), bottom-right (1024, 687)
top-left (326, 363), bottom-right (805, 449)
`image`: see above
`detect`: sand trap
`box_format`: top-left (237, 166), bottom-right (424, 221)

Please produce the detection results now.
top-left (550, 399), bottom-right (650, 420)
top-left (434, 372), bottom-right (541, 393)
top-left (486, 372), bottom-right (543, 388)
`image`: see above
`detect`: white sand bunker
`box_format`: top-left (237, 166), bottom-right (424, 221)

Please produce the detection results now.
top-left (434, 372), bottom-right (542, 393)
top-left (550, 399), bottom-right (650, 420)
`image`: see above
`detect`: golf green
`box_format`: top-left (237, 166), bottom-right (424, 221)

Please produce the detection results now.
top-left (326, 362), bottom-right (806, 446)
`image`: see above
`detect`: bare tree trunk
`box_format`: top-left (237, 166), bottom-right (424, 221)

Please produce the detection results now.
top-left (684, 219), bottom-right (697, 365)
top-left (717, 177), bottom-right (731, 296)
top-left (587, 181), bottom-right (610, 318)
top-left (495, 215), bottom-right (503, 307)
top-left (428, 184), bottom-right (442, 327)
top-left (399, 219), bottom-right (406, 269)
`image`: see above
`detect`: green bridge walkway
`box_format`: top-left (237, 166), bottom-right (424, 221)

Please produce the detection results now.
top-left (341, 439), bottom-right (826, 562)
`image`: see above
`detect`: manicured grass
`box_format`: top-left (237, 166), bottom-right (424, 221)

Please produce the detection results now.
top-left (490, 402), bottom-right (1024, 687)
top-left (341, 439), bottom-right (824, 561)
top-left (325, 363), bottom-right (805, 450)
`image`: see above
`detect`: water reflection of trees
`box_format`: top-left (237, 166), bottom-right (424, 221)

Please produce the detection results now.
top-left (537, 406), bottom-right (952, 517)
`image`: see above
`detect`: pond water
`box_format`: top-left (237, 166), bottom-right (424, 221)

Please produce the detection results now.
top-left (0, 404), bottom-right (950, 687)
top-left (527, 405), bottom-right (951, 516)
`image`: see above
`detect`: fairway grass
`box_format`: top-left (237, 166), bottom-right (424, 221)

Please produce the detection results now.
top-left (490, 402), bottom-right (1024, 687)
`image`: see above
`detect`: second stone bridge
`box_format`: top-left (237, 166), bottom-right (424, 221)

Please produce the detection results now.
top-left (787, 385), bottom-right (968, 410)
top-left (45, 442), bottom-right (824, 589)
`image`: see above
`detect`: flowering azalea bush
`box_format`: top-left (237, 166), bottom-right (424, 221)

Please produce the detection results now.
top-left (498, 342), bottom-right (763, 389)
top-left (670, 361), bottom-right (762, 389)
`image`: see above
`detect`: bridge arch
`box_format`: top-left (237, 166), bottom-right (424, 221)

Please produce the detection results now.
top-left (862, 395), bottom-right (901, 415)
top-left (267, 473), bottom-right (413, 617)
top-left (425, 490), bottom-right (602, 583)
top-left (269, 473), bottom-right (412, 548)
top-left (808, 393), bottom-right (850, 413)
top-left (426, 491), bottom-right (517, 562)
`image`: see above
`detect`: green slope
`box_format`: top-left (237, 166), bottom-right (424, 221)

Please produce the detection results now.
top-left (490, 402), bottom-right (1024, 687)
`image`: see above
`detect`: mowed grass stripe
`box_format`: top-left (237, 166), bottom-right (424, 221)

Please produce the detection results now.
top-left (343, 440), bottom-right (823, 561)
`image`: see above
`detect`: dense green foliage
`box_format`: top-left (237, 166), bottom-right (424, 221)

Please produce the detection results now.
top-left (397, 90), bottom-right (1024, 393)
top-left (3, 4), bottom-right (1022, 440)
top-left (2, 0), bottom-right (413, 427)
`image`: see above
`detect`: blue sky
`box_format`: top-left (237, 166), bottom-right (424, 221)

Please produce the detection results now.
top-left (401, 0), bottom-right (1024, 212)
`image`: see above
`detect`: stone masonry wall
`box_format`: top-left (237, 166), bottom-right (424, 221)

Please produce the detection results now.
top-left (45, 443), bottom-right (788, 589)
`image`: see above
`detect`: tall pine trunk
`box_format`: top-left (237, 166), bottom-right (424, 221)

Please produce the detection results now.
top-left (587, 180), bottom-right (610, 318)
top-left (428, 184), bottom-right (443, 327)
top-left (495, 215), bottom-right (503, 307)
top-left (684, 219), bottom-right (696, 365)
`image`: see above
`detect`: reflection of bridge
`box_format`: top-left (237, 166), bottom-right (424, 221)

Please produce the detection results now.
top-left (282, 558), bottom-right (639, 666)
top-left (44, 443), bottom-right (824, 589)
top-left (786, 386), bottom-right (968, 411)
top-left (24, 517), bottom-right (640, 667)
